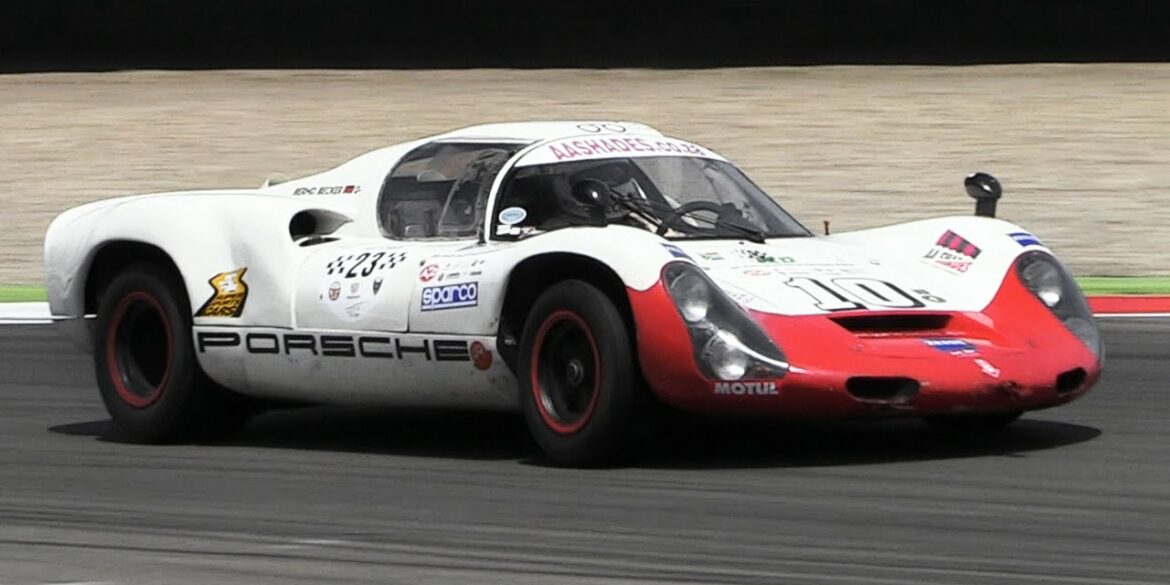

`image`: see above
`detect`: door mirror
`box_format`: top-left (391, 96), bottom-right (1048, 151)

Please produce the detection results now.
top-left (965, 172), bottom-right (1002, 218)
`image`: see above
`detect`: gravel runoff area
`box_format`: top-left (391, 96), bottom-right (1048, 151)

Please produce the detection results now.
top-left (1, 65), bottom-right (1168, 284)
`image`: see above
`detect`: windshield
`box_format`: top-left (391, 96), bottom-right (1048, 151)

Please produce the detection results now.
top-left (493, 156), bottom-right (811, 240)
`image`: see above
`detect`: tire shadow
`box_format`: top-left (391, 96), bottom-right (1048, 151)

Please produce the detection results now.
top-left (49, 407), bottom-right (1102, 469)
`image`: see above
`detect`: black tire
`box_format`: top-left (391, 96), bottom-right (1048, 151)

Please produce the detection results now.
top-left (518, 280), bottom-right (644, 466)
top-left (93, 263), bottom-right (253, 442)
top-left (923, 411), bottom-right (1023, 432)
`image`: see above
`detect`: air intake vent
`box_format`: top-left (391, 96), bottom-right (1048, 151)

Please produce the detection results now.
top-left (1056, 368), bottom-right (1087, 394)
top-left (845, 377), bottom-right (921, 402)
top-left (831, 313), bottom-right (951, 334)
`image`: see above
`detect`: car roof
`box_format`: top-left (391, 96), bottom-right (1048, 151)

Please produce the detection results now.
top-left (430, 121), bottom-right (663, 143)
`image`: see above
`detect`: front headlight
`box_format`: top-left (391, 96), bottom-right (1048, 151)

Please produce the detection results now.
top-left (1016, 252), bottom-right (1103, 359)
top-left (663, 262), bottom-right (788, 381)
top-left (671, 269), bottom-right (711, 323)
top-left (1020, 256), bottom-right (1063, 307)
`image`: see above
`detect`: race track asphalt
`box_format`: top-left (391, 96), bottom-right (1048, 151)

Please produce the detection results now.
top-left (0, 320), bottom-right (1167, 584)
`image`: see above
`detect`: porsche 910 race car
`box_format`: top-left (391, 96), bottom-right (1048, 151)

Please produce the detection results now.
top-left (44, 121), bottom-right (1102, 465)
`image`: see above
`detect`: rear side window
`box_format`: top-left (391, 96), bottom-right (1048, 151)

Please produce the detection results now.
top-left (378, 142), bottom-right (521, 239)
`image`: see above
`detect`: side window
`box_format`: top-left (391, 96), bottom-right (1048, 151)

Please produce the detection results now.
top-left (378, 142), bottom-right (520, 239)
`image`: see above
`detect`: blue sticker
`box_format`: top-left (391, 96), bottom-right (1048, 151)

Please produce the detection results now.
top-left (1009, 232), bottom-right (1042, 247)
top-left (923, 338), bottom-right (978, 355)
top-left (498, 206), bottom-right (527, 225)
top-left (661, 244), bottom-right (691, 259)
top-left (421, 282), bottom-right (479, 311)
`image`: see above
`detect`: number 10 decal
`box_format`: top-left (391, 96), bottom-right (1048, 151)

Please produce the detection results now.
top-left (786, 277), bottom-right (926, 311)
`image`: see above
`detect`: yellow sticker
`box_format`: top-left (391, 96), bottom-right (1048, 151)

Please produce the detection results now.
top-left (195, 268), bottom-right (248, 318)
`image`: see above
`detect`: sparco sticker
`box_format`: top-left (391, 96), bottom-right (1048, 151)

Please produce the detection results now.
top-left (421, 282), bottom-right (479, 311)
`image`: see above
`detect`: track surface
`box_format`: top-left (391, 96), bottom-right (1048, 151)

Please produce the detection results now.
top-left (0, 321), bottom-right (1167, 584)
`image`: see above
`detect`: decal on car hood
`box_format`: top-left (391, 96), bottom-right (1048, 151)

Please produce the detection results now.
top-left (671, 238), bottom-right (1006, 316)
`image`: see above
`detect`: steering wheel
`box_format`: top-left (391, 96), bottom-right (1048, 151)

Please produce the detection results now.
top-left (656, 200), bottom-right (723, 236)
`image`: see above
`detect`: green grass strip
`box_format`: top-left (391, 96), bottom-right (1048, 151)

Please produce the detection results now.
top-left (1076, 276), bottom-right (1170, 295)
top-left (2, 276), bottom-right (1169, 303)
top-left (0, 285), bottom-right (47, 302)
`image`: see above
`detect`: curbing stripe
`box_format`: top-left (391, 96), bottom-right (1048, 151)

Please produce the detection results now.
top-left (1087, 295), bottom-right (1170, 315)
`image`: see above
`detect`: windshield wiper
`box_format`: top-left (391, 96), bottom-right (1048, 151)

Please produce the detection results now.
top-left (695, 215), bottom-right (767, 244)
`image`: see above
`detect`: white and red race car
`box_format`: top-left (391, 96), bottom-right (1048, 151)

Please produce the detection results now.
top-left (44, 121), bottom-right (1102, 465)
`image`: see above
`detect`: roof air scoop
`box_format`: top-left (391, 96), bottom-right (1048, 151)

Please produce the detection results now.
top-left (262, 172), bottom-right (290, 188)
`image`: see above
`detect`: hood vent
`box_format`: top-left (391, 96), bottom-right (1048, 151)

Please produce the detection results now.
top-left (831, 313), bottom-right (951, 335)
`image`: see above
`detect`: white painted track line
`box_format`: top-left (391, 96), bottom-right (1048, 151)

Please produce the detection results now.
top-left (0, 302), bottom-right (52, 324)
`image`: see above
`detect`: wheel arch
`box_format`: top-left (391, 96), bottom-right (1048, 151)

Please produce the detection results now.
top-left (84, 240), bottom-right (189, 317)
top-left (498, 252), bottom-right (636, 372)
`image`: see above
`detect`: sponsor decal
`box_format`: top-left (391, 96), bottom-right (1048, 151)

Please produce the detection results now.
top-left (540, 136), bottom-right (712, 163)
top-left (714, 381), bottom-right (778, 396)
top-left (350, 282), bottom-right (360, 294)
top-left (421, 282), bottom-right (479, 311)
top-left (196, 331), bottom-right (475, 362)
top-left (1009, 232), bottom-right (1043, 247)
top-left (742, 268), bottom-right (772, 277)
top-left (924, 230), bottom-right (981, 274)
top-left (661, 243), bottom-right (691, 259)
top-left (470, 341), bottom-right (493, 370)
top-left (734, 248), bottom-right (794, 264)
top-left (419, 264), bottom-right (440, 282)
top-left (698, 252), bottom-right (725, 261)
top-left (923, 338), bottom-right (978, 356)
top-left (975, 358), bottom-right (1000, 378)
top-left (373, 277), bottom-right (383, 295)
top-left (496, 224), bottom-right (537, 237)
top-left (498, 206), bottom-right (527, 225)
top-left (328, 281), bottom-right (341, 301)
top-left (195, 268), bottom-right (249, 318)
top-left (325, 251), bottom-right (407, 278)
top-left (293, 184), bottom-right (362, 196)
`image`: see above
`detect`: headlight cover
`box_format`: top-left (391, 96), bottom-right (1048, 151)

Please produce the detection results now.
top-left (1016, 251), bottom-right (1103, 359)
top-left (662, 262), bottom-right (788, 381)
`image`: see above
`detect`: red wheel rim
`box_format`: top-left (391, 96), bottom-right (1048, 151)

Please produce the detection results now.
top-left (105, 291), bottom-right (173, 408)
top-left (530, 310), bottom-right (602, 435)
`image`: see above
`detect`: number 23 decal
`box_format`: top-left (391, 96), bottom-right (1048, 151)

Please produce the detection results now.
top-left (785, 277), bottom-right (945, 311)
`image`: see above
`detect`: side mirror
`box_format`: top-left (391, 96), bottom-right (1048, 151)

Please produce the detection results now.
top-left (965, 172), bottom-right (1002, 218)
top-left (571, 178), bottom-right (612, 226)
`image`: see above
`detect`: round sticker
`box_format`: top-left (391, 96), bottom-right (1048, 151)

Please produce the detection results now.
top-left (498, 206), bottom-right (528, 225)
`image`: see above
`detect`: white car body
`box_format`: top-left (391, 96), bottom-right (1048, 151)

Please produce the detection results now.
top-left (44, 121), bottom-right (1057, 412)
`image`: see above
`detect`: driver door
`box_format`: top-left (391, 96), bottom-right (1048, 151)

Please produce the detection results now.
top-left (293, 141), bottom-right (522, 333)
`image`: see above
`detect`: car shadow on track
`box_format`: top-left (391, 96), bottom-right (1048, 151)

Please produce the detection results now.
top-left (48, 407), bottom-right (1102, 469)
top-left (635, 414), bottom-right (1102, 470)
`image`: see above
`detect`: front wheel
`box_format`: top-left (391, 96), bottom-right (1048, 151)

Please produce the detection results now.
top-left (94, 263), bottom-right (252, 442)
top-left (518, 280), bottom-right (644, 466)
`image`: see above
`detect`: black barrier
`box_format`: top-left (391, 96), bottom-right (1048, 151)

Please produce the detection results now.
top-left (2, 0), bottom-right (1169, 72)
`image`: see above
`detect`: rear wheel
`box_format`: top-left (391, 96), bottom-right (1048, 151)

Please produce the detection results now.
top-left (923, 411), bottom-right (1023, 432)
top-left (519, 280), bottom-right (643, 466)
top-left (94, 263), bottom-right (252, 442)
